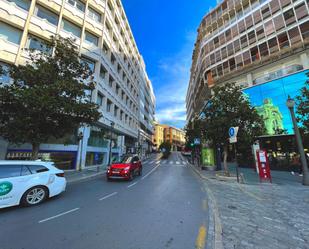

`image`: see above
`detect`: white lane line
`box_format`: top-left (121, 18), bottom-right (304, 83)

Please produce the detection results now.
top-left (149, 160), bottom-right (155, 164)
top-left (142, 164), bottom-right (160, 180)
top-left (169, 161), bottom-right (173, 164)
top-left (176, 161), bottom-right (180, 165)
top-left (39, 208), bottom-right (80, 224)
top-left (155, 161), bottom-right (160, 165)
top-left (127, 181), bottom-right (138, 188)
top-left (99, 192), bottom-right (118, 201)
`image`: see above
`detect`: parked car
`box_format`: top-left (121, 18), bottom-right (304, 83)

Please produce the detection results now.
top-left (0, 161), bottom-right (66, 209)
top-left (181, 148), bottom-right (192, 157)
top-left (106, 155), bottom-right (142, 181)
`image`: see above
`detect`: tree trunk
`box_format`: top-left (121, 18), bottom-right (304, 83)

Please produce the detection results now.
top-left (223, 145), bottom-right (229, 176)
top-left (31, 143), bottom-right (40, 160)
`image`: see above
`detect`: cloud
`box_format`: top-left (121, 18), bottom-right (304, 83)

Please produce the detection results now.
top-left (153, 32), bottom-right (195, 128)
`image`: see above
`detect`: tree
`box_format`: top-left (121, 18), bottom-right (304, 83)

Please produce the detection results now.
top-left (0, 36), bottom-right (101, 159)
top-left (159, 141), bottom-right (172, 158)
top-left (296, 78), bottom-right (309, 132)
top-left (201, 83), bottom-right (265, 175)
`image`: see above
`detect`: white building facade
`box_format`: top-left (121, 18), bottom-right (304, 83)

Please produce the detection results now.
top-left (0, 0), bottom-right (155, 170)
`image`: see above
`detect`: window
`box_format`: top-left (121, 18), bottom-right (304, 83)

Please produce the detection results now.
top-left (261, 5), bottom-right (271, 19)
top-left (295, 3), bottom-right (308, 21)
top-left (242, 51), bottom-right (251, 65)
top-left (85, 31), bottom-right (98, 46)
top-left (268, 37), bottom-right (279, 53)
top-left (240, 35), bottom-right (248, 48)
top-left (229, 58), bottom-right (236, 71)
top-left (273, 15), bottom-right (285, 31)
top-left (7, 0), bottom-right (30, 11)
top-left (288, 27), bottom-right (302, 45)
top-left (103, 42), bottom-right (109, 54)
top-left (109, 75), bottom-right (114, 87)
top-left (259, 42), bottom-right (269, 57)
top-left (225, 29), bottom-right (231, 40)
top-left (61, 19), bottom-right (81, 38)
top-left (100, 65), bottom-right (107, 78)
top-left (248, 31), bottom-right (256, 44)
top-left (114, 105), bottom-right (118, 117)
top-left (280, 0), bottom-right (290, 8)
top-left (227, 43), bottom-right (234, 56)
top-left (35, 5), bottom-right (58, 26)
top-left (97, 92), bottom-right (103, 105)
top-left (81, 57), bottom-right (95, 73)
top-left (238, 20), bottom-right (246, 33)
top-left (27, 36), bottom-right (51, 53)
top-left (253, 10), bottom-right (262, 25)
top-left (111, 53), bottom-right (116, 64)
top-left (0, 165), bottom-right (22, 178)
top-left (0, 22), bottom-right (22, 44)
top-left (250, 46), bottom-right (260, 62)
top-left (233, 39), bottom-right (240, 52)
top-left (235, 54), bottom-right (243, 69)
top-left (106, 99), bottom-right (112, 112)
top-left (231, 25), bottom-right (238, 38)
top-left (256, 26), bottom-right (265, 39)
top-left (21, 166), bottom-right (31, 176)
top-left (277, 32), bottom-right (290, 49)
top-left (264, 20), bottom-right (275, 36)
top-left (67, 0), bottom-right (85, 12)
top-left (270, 0), bottom-right (280, 14)
top-left (87, 7), bottom-right (101, 22)
top-left (0, 62), bottom-right (11, 84)
top-left (27, 165), bottom-right (49, 173)
top-left (283, 9), bottom-right (296, 26)
top-left (221, 47), bottom-right (227, 59)
top-left (300, 21), bottom-right (309, 39)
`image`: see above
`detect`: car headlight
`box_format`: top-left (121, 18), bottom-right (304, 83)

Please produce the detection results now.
top-left (124, 166), bottom-right (130, 171)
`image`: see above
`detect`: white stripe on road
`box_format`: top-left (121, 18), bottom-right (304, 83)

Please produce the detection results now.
top-left (169, 161), bottom-right (173, 164)
top-left (127, 181), bottom-right (138, 188)
top-left (176, 161), bottom-right (180, 165)
top-left (142, 164), bottom-right (160, 180)
top-left (39, 208), bottom-right (80, 223)
top-left (99, 192), bottom-right (118, 201)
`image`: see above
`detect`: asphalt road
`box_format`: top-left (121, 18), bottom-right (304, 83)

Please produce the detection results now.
top-left (0, 152), bottom-right (209, 249)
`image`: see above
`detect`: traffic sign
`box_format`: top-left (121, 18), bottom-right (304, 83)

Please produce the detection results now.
top-left (229, 127), bottom-right (239, 137)
top-left (194, 138), bottom-right (201, 145)
top-left (229, 137), bottom-right (237, 143)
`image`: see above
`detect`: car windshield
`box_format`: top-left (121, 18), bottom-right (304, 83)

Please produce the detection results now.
top-left (119, 156), bottom-right (133, 164)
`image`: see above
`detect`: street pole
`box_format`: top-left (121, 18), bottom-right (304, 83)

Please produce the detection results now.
top-left (77, 131), bottom-right (84, 171)
top-left (108, 122), bottom-right (115, 166)
top-left (287, 96), bottom-right (309, 186)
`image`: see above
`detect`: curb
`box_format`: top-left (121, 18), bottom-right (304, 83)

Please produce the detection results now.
top-left (67, 171), bottom-right (106, 184)
top-left (189, 165), bottom-right (224, 249)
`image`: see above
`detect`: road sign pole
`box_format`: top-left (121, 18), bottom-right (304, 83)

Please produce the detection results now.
top-left (234, 143), bottom-right (239, 183)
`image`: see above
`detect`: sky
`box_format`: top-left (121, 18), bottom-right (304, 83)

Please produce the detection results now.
top-left (122, 0), bottom-right (216, 129)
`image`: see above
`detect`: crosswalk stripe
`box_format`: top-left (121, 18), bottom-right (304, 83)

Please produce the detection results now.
top-left (176, 161), bottom-right (180, 164)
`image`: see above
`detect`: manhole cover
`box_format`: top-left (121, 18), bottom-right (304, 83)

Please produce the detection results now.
top-left (228, 205), bottom-right (237, 210)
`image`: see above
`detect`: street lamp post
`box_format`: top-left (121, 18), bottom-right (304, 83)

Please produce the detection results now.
top-left (286, 96), bottom-right (309, 186)
top-left (77, 131), bottom-right (84, 171)
top-left (108, 121), bottom-right (115, 166)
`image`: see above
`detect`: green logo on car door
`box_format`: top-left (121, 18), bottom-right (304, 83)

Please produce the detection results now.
top-left (0, 182), bottom-right (13, 196)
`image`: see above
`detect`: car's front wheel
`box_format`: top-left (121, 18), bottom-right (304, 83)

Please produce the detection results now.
top-left (21, 186), bottom-right (48, 207)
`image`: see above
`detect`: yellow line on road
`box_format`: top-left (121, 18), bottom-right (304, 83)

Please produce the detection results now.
top-left (196, 225), bottom-right (207, 249)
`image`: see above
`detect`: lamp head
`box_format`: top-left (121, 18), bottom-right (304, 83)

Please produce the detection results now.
top-left (286, 95), bottom-right (295, 109)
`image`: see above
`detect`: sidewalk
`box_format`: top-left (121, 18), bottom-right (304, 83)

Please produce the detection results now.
top-left (190, 163), bottom-right (309, 249)
top-left (65, 165), bottom-right (106, 184)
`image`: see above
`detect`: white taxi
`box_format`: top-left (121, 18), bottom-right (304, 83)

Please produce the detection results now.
top-left (0, 161), bottom-right (66, 209)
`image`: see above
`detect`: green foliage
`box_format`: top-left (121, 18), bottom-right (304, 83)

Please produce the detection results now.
top-left (296, 78), bottom-right (309, 133)
top-left (185, 119), bottom-right (203, 148)
top-left (0, 36), bottom-right (101, 158)
top-left (159, 141), bottom-right (172, 158)
top-left (201, 83), bottom-right (265, 167)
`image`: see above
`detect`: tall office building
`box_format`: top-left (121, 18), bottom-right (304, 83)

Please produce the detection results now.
top-left (187, 0), bottom-right (309, 169)
top-left (0, 0), bottom-right (155, 170)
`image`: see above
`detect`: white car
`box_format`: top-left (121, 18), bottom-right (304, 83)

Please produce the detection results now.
top-left (0, 161), bottom-right (66, 209)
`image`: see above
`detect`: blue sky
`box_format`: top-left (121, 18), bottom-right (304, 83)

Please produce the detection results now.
top-left (122, 0), bottom-right (216, 128)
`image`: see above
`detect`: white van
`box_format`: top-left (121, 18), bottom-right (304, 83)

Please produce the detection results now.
top-left (0, 161), bottom-right (66, 209)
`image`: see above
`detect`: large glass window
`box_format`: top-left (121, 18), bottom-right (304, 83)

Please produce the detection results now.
top-left (97, 92), bottom-right (103, 105)
top-left (100, 64), bottom-right (107, 79)
top-left (238, 20), bottom-right (246, 33)
top-left (269, 0), bottom-right (280, 14)
top-left (233, 39), bottom-right (240, 52)
top-left (240, 35), bottom-right (248, 48)
top-left (245, 15), bottom-right (253, 29)
top-left (61, 19), bottom-right (82, 38)
top-left (221, 47), bottom-right (227, 59)
top-left (0, 62), bottom-right (11, 84)
top-left (248, 30), bottom-right (256, 45)
top-left (253, 10), bottom-right (262, 25)
top-left (87, 7), bottom-right (101, 22)
top-left (27, 35), bottom-right (51, 53)
top-left (67, 0), bottom-right (85, 12)
top-left (235, 54), bottom-right (243, 69)
top-left (256, 25), bottom-right (265, 39)
top-left (35, 5), bottom-right (58, 26)
top-left (85, 31), bottom-right (98, 46)
top-left (227, 43), bottom-right (234, 56)
top-left (229, 58), bottom-right (236, 71)
top-left (7, 0), bottom-right (30, 11)
top-left (106, 99), bottom-right (112, 112)
top-left (250, 46), bottom-right (260, 62)
top-left (261, 5), bottom-right (271, 19)
top-left (242, 51), bottom-right (251, 65)
top-left (279, 0), bottom-right (290, 8)
top-left (231, 25), bottom-right (238, 38)
top-left (0, 22), bottom-right (22, 44)
top-left (81, 56), bottom-right (96, 73)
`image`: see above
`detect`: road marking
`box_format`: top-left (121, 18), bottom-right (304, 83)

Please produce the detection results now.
top-left (127, 181), bottom-right (138, 188)
top-left (196, 225), bottom-right (207, 249)
top-left (176, 161), bottom-right (180, 165)
top-left (142, 164), bottom-right (160, 180)
top-left (169, 161), bottom-right (173, 164)
top-left (39, 208), bottom-right (80, 223)
top-left (99, 192), bottom-right (118, 201)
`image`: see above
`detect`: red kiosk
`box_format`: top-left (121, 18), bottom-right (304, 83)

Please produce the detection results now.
top-left (256, 149), bottom-right (272, 183)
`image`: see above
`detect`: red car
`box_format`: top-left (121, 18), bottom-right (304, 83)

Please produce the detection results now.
top-left (106, 155), bottom-right (142, 181)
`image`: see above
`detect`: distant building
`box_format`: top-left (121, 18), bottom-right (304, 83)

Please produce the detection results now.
top-left (153, 123), bottom-right (186, 151)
